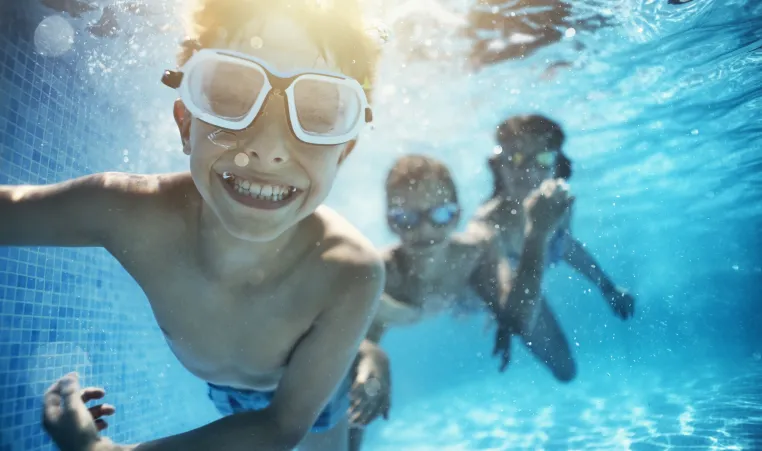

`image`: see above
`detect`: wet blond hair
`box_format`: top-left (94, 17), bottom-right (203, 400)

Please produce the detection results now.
top-left (177, 0), bottom-right (380, 100)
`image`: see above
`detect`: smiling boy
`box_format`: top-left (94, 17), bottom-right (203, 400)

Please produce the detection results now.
top-left (1, 1), bottom-right (384, 450)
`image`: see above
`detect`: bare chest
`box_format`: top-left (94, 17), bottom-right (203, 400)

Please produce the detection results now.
top-left (122, 256), bottom-right (321, 389)
top-left (388, 252), bottom-right (479, 315)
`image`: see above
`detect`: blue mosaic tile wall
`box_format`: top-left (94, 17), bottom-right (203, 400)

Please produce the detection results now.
top-left (0, 5), bottom-right (217, 451)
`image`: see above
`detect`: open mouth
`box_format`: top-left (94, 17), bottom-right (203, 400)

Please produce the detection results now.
top-left (218, 171), bottom-right (301, 211)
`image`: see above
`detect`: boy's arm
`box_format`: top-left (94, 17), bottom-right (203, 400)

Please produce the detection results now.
top-left (0, 173), bottom-right (151, 248)
top-left (116, 259), bottom-right (384, 451)
top-left (563, 236), bottom-right (634, 319)
top-left (373, 293), bottom-right (422, 330)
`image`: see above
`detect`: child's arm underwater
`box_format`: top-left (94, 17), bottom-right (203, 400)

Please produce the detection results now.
top-left (563, 236), bottom-right (635, 320)
top-left (0, 173), bottom-right (152, 249)
top-left (468, 227), bottom-right (547, 372)
top-left (469, 178), bottom-right (574, 371)
top-left (79, 259), bottom-right (385, 451)
top-left (373, 292), bottom-right (422, 329)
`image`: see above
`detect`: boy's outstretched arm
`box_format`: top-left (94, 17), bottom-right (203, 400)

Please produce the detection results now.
top-left (0, 173), bottom-right (151, 248)
top-left (563, 237), bottom-right (635, 319)
top-left (74, 259), bottom-right (383, 451)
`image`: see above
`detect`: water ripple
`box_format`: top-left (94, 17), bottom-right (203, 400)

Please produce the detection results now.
top-left (370, 363), bottom-right (762, 450)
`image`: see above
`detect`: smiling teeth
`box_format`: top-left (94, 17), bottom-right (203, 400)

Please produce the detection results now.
top-left (224, 173), bottom-right (296, 202)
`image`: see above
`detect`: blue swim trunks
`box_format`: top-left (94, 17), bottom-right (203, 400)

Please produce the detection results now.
top-left (207, 378), bottom-right (350, 433)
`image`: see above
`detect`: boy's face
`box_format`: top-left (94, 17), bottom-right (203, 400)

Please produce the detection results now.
top-left (386, 178), bottom-right (460, 248)
top-left (175, 14), bottom-right (354, 242)
top-left (496, 133), bottom-right (558, 197)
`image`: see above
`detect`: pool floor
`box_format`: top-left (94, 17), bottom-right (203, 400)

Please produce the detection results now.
top-left (366, 361), bottom-right (762, 450)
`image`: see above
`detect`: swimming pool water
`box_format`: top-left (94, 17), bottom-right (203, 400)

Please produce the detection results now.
top-left (1, 0), bottom-right (761, 450)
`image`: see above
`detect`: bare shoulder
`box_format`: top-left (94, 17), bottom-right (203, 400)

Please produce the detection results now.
top-left (93, 172), bottom-right (196, 204)
top-left (94, 172), bottom-right (200, 247)
top-left (455, 220), bottom-right (499, 255)
top-left (308, 206), bottom-right (385, 309)
top-left (312, 206), bottom-right (382, 269)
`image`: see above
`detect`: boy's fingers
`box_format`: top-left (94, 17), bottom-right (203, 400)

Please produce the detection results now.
top-left (43, 392), bottom-right (62, 425)
top-left (59, 374), bottom-right (82, 409)
top-left (81, 387), bottom-right (106, 403)
top-left (350, 384), bottom-right (365, 400)
top-left (89, 404), bottom-right (115, 419)
top-left (95, 419), bottom-right (109, 431)
top-left (44, 380), bottom-right (63, 406)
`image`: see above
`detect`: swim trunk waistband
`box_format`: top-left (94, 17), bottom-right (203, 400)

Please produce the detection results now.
top-left (207, 377), bottom-right (350, 433)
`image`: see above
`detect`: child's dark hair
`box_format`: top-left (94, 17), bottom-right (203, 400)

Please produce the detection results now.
top-left (489, 114), bottom-right (573, 198)
top-left (387, 155), bottom-right (458, 202)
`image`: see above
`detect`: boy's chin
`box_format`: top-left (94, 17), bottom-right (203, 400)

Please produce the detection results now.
top-left (225, 220), bottom-right (292, 243)
top-left (404, 236), bottom-right (449, 249)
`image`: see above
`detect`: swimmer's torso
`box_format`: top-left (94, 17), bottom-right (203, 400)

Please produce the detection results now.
top-left (379, 232), bottom-right (489, 325)
top-left (106, 174), bottom-right (370, 391)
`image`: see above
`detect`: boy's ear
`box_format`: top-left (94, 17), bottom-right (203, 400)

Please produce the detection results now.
top-left (173, 99), bottom-right (192, 155)
top-left (338, 140), bottom-right (357, 165)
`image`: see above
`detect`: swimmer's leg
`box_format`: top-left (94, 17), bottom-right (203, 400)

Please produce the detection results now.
top-left (520, 297), bottom-right (577, 382)
top-left (298, 416), bottom-right (349, 451)
top-left (348, 426), bottom-right (364, 451)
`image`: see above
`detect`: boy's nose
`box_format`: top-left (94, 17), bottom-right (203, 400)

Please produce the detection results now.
top-left (243, 145), bottom-right (289, 166)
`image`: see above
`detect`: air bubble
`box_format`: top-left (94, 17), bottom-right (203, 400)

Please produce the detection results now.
top-left (250, 36), bottom-right (264, 49)
top-left (34, 15), bottom-right (75, 57)
top-left (235, 152), bottom-right (250, 167)
top-left (364, 377), bottom-right (381, 397)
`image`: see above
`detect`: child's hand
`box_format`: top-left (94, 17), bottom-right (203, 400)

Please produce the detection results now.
top-left (603, 286), bottom-right (635, 320)
top-left (43, 373), bottom-right (114, 451)
top-left (350, 344), bottom-right (391, 426)
top-left (492, 321), bottom-right (514, 373)
top-left (524, 179), bottom-right (574, 236)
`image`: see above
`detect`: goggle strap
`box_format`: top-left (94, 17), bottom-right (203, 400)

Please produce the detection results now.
top-left (162, 70), bottom-right (183, 89)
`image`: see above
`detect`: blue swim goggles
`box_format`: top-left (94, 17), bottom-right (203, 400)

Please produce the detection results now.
top-left (388, 202), bottom-right (460, 229)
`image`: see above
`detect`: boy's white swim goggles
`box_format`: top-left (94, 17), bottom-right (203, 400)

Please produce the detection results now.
top-left (162, 48), bottom-right (373, 146)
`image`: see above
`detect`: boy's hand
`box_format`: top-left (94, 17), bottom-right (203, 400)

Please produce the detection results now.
top-left (43, 373), bottom-right (114, 451)
top-left (350, 344), bottom-right (391, 426)
top-left (603, 285), bottom-right (635, 320)
top-left (524, 179), bottom-right (574, 236)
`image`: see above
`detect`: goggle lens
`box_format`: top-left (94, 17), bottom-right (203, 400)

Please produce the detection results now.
top-left (188, 57), bottom-right (266, 122)
top-left (388, 203), bottom-right (459, 229)
top-left (293, 78), bottom-right (362, 138)
top-left (170, 49), bottom-right (371, 146)
top-left (388, 208), bottom-right (421, 228)
top-left (430, 203), bottom-right (459, 226)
